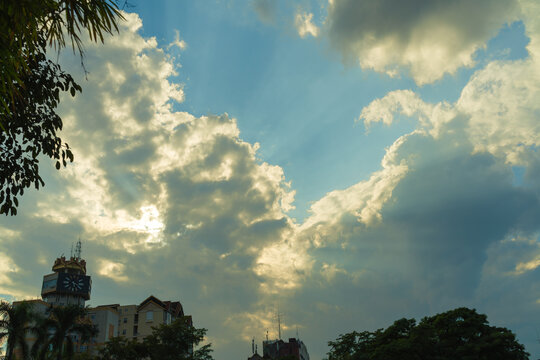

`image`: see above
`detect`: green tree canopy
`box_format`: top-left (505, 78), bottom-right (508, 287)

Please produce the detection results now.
top-left (0, 0), bottom-right (123, 215)
top-left (326, 307), bottom-right (529, 360)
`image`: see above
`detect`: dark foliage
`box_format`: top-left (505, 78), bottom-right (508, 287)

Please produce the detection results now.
top-left (99, 317), bottom-right (213, 360)
top-left (0, 0), bottom-right (122, 112)
top-left (0, 36), bottom-right (79, 215)
top-left (326, 307), bottom-right (529, 360)
top-left (0, 0), bottom-right (123, 215)
top-left (47, 305), bottom-right (98, 360)
top-left (0, 301), bottom-right (36, 360)
top-left (98, 337), bottom-right (150, 360)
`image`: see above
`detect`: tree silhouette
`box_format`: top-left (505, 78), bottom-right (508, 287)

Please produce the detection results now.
top-left (0, 301), bottom-right (36, 360)
top-left (100, 317), bottom-right (213, 360)
top-left (327, 307), bottom-right (529, 360)
top-left (47, 305), bottom-right (98, 360)
top-left (0, 0), bottom-right (123, 215)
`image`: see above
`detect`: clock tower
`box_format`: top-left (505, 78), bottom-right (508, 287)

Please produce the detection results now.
top-left (41, 240), bottom-right (92, 307)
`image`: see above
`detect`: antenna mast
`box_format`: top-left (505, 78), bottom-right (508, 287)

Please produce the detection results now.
top-left (74, 238), bottom-right (82, 260)
top-left (278, 312), bottom-right (281, 340)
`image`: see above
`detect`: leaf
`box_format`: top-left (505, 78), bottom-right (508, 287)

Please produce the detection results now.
top-left (70, 87), bottom-right (75, 97)
top-left (55, 161), bottom-right (60, 170)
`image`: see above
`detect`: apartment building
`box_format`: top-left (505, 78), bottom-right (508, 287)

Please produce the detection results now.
top-left (85, 294), bottom-right (191, 354)
top-left (115, 295), bottom-right (189, 340)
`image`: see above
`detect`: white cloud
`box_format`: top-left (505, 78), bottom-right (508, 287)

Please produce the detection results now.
top-left (294, 12), bottom-right (319, 38)
top-left (0, 253), bottom-right (19, 287)
top-left (325, 0), bottom-right (519, 84)
top-left (358, 1), bottom-right (540, 167)
top-left (168, 29), bottom-right (187, 50)
top-left (300, 135), bottom-right (409, 239)
top-left (97, 259), bottom-right (130, 282)
top-left (515, 257), bottom-right (540, 274)
top-left (360, 90), bottom-right (455, 138)
top-left (456, 59), bottom-right (540, 165)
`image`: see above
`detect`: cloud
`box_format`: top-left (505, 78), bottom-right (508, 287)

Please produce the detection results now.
top-left (2, 4), bottom-right (540, 359)
top-left (97, 259), bottom-right (130, 282)
top-left (0, 12), bottom-right (296, 359)
top-left (325, 0), bottom-right (519, 84)
top-left (295, 11), bottom-right (319, 38)
top-left (168, 29), bottom-right (187, 51)
top-left (280, 2), bottom-right (540, 354)
top-left (0, 253), bottom-right (20, 291)
top-left (359, 90), bottom-right (455, 137)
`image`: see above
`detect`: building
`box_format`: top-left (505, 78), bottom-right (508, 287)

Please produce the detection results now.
top-left (86, 295), bottom-right (191, 343)
top-left (116, 295), bottom-right (189, 341)
top-left (15, 245), bottom-right (193, 357)
top-left (86, 304), bottom-right (120, 352)
top-left (41, 241), bottom-right (91, 307)
top-left (262, 338), bottom-right (310, 360)
top-left (247, 353), bottom-right (264, 360)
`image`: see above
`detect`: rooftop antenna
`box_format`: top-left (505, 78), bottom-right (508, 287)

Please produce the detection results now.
top-left (273, 304), bottom-right (283, 341)
top-left (252, 338), bottom-right (255, 354)
top-left (296, 326), bottom-right (299, 339)
top-left (255, 344), bottom-right (258, 354)
top-left (70, 242), bottom-right (74, 258)
top-left (74, 238), bottom-right (82, 260)
top-left (266, 330), bottom-right (269, 341)
top-left (278, 312), bottom-right (282, 340)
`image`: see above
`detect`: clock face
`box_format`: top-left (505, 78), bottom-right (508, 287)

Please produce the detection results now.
top-left (63, 274), bottom-right (84, 292)
top-left (56, 273), bottom-right (91, 299)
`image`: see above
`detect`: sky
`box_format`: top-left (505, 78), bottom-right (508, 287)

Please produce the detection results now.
top-left (1, 0), bottom-right (540, 359)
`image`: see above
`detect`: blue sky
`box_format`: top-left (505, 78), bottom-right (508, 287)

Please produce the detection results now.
top-left (1, 1), bottom-right (540, 359)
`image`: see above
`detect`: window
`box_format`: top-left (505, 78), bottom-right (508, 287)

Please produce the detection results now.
top-left (123, 317), bottom-right (127, 323)
top-left (133, 326), bottom-right (138, 336)
top-left (134, 314), bottom-right (139, 323)
top-left (146, 311), bottom-right (153, 322)
top-left (122, 329), bottom-right (126, 335)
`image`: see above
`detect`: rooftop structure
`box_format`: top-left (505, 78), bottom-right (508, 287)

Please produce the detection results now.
top-left (262, 338), bottom-right (310, 360)
top-left (41, 240), bottom-right (91, 307)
